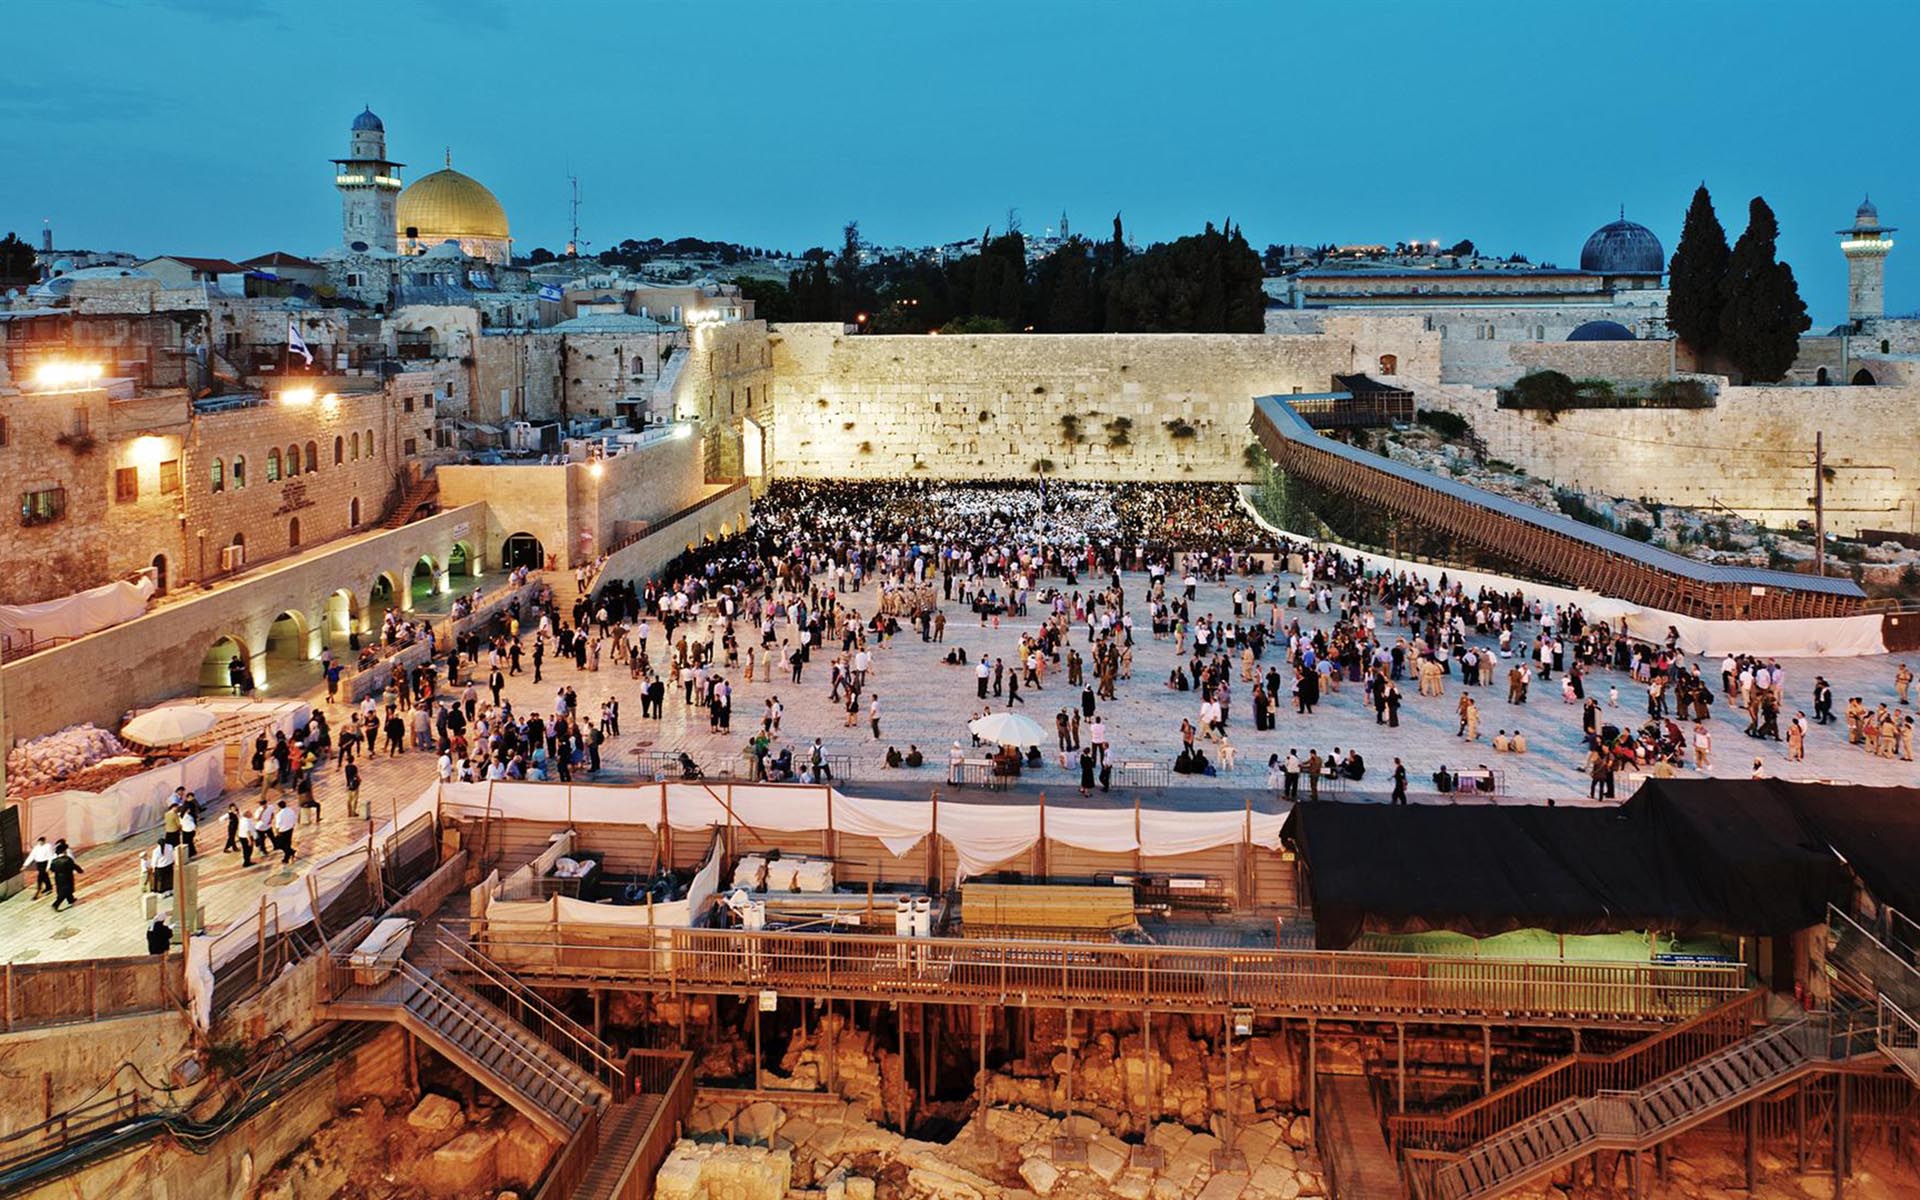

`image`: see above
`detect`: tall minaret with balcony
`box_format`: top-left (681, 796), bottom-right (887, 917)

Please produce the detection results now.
top-left (1838, 196), bottom-right (1895, 323)
top-left (332, 107), bottom-right (403, 252)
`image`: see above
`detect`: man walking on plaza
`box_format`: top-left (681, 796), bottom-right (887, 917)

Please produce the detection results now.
top-left (272, 800), bottom-right (298, 864)
top-left (1391, 758), bottom-right (1408, 805)
top-left (48, 841), bottom-right (83, 911)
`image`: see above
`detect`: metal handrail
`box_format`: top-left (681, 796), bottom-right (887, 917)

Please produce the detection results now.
top-left (1389, 986), bottom-right (1769, 1149)
top-left (341, 955), bottom-right (601, 1114)
top-left (435, 933), bottom-right (626, 1090)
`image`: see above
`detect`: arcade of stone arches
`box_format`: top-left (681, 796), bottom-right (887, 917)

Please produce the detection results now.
top-left (194, 538), bottom-right (486, 695)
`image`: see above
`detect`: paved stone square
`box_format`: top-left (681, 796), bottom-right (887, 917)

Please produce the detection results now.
top-left (6, 567), bottom-right (1914, 964)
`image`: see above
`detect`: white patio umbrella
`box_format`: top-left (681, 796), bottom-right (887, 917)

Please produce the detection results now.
top-left (967, 711), bottom-right (1048, 746)
top-left (122, 706), bottom-right (219, 747)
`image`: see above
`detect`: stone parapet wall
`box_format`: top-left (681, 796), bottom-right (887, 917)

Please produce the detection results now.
top-left (1421, 382), bottom-right (1920, 536)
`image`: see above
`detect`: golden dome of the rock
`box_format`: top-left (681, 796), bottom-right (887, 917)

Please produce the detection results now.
top-left (396, 167), bottom-right (509, 241)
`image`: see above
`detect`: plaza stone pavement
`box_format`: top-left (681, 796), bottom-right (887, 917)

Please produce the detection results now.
top-left (6, 571), bottom-right (1916, 964)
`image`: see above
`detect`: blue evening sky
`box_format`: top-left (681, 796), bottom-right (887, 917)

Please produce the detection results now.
top-left (4, 0), bottom-right (1913, 325)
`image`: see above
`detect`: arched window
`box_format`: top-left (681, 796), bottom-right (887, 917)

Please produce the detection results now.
top-left (288, 517), bottom-right (301, 548)
top-left (286, 443), bottom-right (300, 476)
top-left (334, 436), bottom-right (344, 465)
top-left (210, 458), bottom-right (225, 493)
top-left (349, 432), bottom-right (360, 461)
top-left (232, 455), bottom-right (247, 488)
top-left (349, 497), bottom-right (361, 527)
top-left (365, 428), bottom-right (375, 457)
top-left (304, 441), bottom-right (318, 473)
top-left (266, 449), bottom-right (281, 482)
top-left (631, 357), bottom-right (646, 378)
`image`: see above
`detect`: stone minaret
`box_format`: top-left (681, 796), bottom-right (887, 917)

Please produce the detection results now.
top-left (332, 107), bottom-right (403, 252)
top-left (1839, 196), bottom-right (1895, 322)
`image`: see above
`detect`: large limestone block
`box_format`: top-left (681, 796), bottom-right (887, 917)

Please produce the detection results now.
top-left (655, 1145), bottom-right (706, 1200)
top-left (737, 1099), bottom-right (784, 1141)
top-left (407, 1093), bottom-right (466, 1135)
top-left (1019, 1155), bottom-right (1061, 1196)
top-left (495, 1117), bottom-right (559, 1189)
top-left (426, 1129), bottom-right (500, 1196)
top-left (1087, 1135), bottom-right (1130, 1182)
top-left (1195, 1172), bottom-right (1248, 1200)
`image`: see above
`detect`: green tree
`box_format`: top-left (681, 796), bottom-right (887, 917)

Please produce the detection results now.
top-left (1666, 184), bottom-right (1730, 357)
top-left (1719, 197), bottom-right (1810, 383)
top-left (1032, 237), bottom-right (1098, 331)
top-left (0, 232), bottom-right (36, 287)
top-left (833, 221), bottom-right (872, 322)
top-left (734, 276), bottom-right (793, 323)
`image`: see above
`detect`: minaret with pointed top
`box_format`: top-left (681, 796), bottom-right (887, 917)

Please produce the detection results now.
top-left (332, 107), bottom-right (403, 252)
top-left (1839, 196), bottom-right (1895, 322)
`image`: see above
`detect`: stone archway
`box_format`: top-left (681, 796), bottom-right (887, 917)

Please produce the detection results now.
top-left (325, 588), bottom-right (361, 651)
top-left (410, 555), bottom-right (442, 607)
top-left (450, 540), bottom-right (480, 581)
top-left (1852, 368), bottom-right (1877, 386)
top-left (369, 572), bottom-right (401, 632)
top-left (501, 532), bottom-right (544, 571)
top-left (200, 634), bottom-right (252, 695)
top-left (150, 554), bottom-right (169, 596)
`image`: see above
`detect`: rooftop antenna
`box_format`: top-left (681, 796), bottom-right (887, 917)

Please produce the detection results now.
top-left (567, 172), bottom-right (588, 258)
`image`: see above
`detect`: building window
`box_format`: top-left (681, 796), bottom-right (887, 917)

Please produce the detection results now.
top-left (404, 437), bottom-right (418, 456)
top-left (349, 497), bottom-right (360, 527)
top-left (334, 436), bottom-right (344, 465)
top-left (115, 466), bottom-right (139, 503)
top-left (232, 455), bottom-right (246, 488)
top-left (0, 415), bottom-right (9, 446)
top-left (159, 459), bottom-right (180, 494)
top-left (210, 458), bottom-right (224, 493)
top-left (365, 429), bottom-right (374, 456)
top-left (403, 396), bottom-right (414, 413)
top-left (347, 273), bottom-right (361, 287)
top-left (422, 392), bottom-right (434, 409)
top-left (304, 441), bottom-right (318, 473)
top-left (266, 450), bottom-right (281, 482)
top-left (289, 517), bottom-right (301, 548)
top-left (20, 487), bottom-right (66, 526)
top-left (286, 443), bottom-right (300, 476)
top-left (349, 432), bottom-right (360, 461)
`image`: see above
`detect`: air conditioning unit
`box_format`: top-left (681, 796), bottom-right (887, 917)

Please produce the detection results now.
top-left (219, 544), bottom-right (246, 572)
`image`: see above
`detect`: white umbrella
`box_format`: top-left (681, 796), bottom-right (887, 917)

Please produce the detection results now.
top-left (968, 711), bottom-right (1048, 746)
top-left (122, 706), bottom-right (220, 747)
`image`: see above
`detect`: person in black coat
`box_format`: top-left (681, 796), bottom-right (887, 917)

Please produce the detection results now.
top-left (1078, 749), bottom-right (1096, 796)
top-left (49, 841), bottom-right (83, 910)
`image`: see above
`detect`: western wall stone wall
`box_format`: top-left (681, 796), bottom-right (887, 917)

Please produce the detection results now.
top-left (766, 325), bottom-right (1357, 481)
top-left (674, 319), bottom-right (775, 479)
top-left (1425, 381), bottom-right (1920, 536)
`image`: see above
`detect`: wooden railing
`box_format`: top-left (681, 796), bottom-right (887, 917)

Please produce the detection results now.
top-left (2, 953), bottom-right (182, 1032)
top-left (470, 924), bottom-right (1748, 1028)
top-left (534, 1107), bottom-right (602, 1200)
top-left (1386, 986), bottom-right (1770, 1153)
top-left (615, 1051), bottom-right (696, 1200)
top-left (434, 932), bottom-right (627, 1093)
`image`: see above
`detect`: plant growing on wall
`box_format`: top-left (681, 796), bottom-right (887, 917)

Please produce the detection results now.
top-left (977, 410), bottom-right (992, 422)
top-left (54, 431), bottom-right (98, 455)
top-left (858, 441), bottom-right (873, 454)
top-left (1058, 413), bottom-right (1082, 444)
top-left (843, 421), bottom-right (857, 431)
top-left (1031, 458), bottom-right (1056, 474)
top-left (1164, 417), bottom-right (1197, 439)
top-left (1106, 416), bottom-right (1133, 448)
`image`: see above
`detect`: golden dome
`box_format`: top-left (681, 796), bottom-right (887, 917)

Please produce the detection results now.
top-left (396, 167), bottom-right (509, 242)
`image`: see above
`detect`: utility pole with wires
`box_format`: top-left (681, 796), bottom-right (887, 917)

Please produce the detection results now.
top-left (1813, 431), bottom-right (1826, 577)
top-left (566, 173), bottom-right (588, 259)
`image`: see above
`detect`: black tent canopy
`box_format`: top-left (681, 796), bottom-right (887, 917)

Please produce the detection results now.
top-left (1279, 780), bottom-right (1904, 950)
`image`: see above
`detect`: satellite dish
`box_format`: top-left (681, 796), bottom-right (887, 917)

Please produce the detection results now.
top-left (350, 240), bottom-right (369, 252)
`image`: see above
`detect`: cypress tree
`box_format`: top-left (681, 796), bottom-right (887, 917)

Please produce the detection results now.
top-left (1720, 197), bottom-right (1810, 383)
top-left (1666, 184), bottom-right (1729, 356)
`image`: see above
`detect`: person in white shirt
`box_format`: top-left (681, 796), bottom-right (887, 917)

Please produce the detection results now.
top-left (236, 808), bottom-right (256, 867)
top-left (27, 837), bottom-right (54, 899)
top-left (271, 800), bottom-right (298, 864)
top-left (438, 751), bottom-right (454, 782)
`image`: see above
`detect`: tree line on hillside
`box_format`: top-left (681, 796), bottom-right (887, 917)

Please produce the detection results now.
top-left (737, 217), bottom-right (1267, 334)
top-left (1666, 186), bottom-right (1810, 383)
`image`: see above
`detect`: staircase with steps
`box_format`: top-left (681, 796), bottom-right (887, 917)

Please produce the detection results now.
top-left (1828, 904), bottom-right (1920, 1088)
top-left (383, 475), bottom-right (441, 529)
top-left (1417, 1016), bottom-right (1854, 1200)
top-left (322, 956), bottom-right (609, 1141)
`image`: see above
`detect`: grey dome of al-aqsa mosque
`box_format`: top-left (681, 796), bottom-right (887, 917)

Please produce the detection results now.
top-left (1580, 213), bottom-right (1665, 275)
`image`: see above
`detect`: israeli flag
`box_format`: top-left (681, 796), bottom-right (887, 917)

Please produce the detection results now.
top-left (287, 317), bottom-right (313, 366)
top-left (538, 284), bottom-right (564, 302)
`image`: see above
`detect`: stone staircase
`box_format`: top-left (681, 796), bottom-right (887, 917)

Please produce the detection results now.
top-left (383, 475), bottom-right (441, 529)
top-left (1423, 1018), bottom-right (1838, 1200)
top-left (322, 957), bottom-right (609, 1141)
